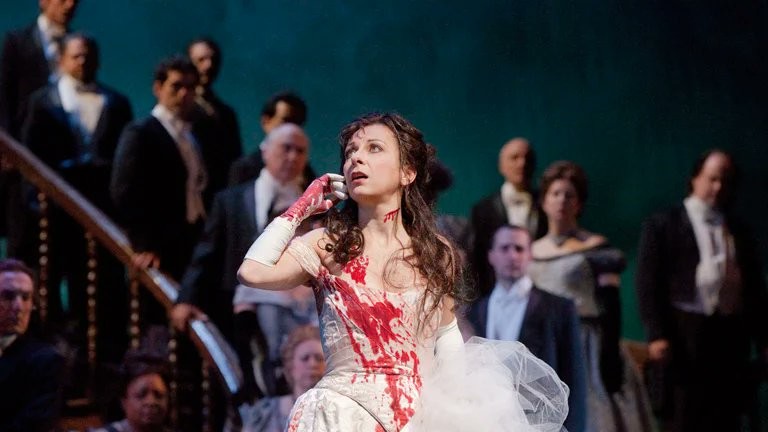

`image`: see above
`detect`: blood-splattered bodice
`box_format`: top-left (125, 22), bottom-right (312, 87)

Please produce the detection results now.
top-left (286, 239), bottom-right (438, 432)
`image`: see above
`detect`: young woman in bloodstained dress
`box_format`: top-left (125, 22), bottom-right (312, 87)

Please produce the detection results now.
top-left (237, 112), bottom-right (569, 432)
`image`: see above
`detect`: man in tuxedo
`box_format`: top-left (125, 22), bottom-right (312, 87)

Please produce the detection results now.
top-left (111, 56), bottom-right (208, 280)
top-left (171, 122), bottom-right (310, 400)
top-left (0, 0), bottom-right (79, 139)
top-left (21, 34), bottom-right (132, 358)
top-left (228, 91), bottom-right (315, 185)
top-left (469, 138), bottom-right (547, 294)
top-left (0, 0), bottom-right (79, 255)
top-left (187, 37), bottom-right (242, 195)
top-left (467, 224), bottom-right (586, 432)
top-left (0, 258), bottom-right (65, 432)
top-left (24, 33), bottom-right (133, 210)
top-left (636, 149), bottom-right (768, 431)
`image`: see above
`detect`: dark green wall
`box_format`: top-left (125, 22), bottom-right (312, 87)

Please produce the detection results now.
top-left (4, 0), bottom-right (768, 340)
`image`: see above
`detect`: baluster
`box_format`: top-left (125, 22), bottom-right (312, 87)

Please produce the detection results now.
top-left (85, 232), bottom-right (98, 376)
top-left (129, 277), bottom-right (141, 349)
top-left (202, 361), bottom-right (212, 432)
top-left (37, 192), bottom-right (49, 324)
top-left (168, 327), bottom-right (179, 429)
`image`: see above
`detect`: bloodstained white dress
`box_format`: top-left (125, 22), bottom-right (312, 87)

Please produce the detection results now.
top-left (284, 239), bottom-right (569, 432)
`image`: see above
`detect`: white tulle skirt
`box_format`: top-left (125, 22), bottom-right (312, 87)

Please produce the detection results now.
top-left (407, 337), bottom-right (570, 432)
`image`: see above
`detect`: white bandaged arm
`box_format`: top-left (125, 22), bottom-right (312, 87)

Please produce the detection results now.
top-left (244, 173), bottom-right (346, 266)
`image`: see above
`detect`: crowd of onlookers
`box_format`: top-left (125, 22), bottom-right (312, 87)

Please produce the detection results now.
top-left (1, 1), bottom-right (767, 432)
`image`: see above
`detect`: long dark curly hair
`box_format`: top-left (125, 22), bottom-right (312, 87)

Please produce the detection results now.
top-left (323, 112), bottom-right (467, 332)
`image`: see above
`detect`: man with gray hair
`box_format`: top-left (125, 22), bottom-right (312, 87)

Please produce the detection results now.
top-left (172, 122), bottom-right (310, 400)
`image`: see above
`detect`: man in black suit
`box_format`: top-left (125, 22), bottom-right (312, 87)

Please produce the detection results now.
top-left (171, 122), bottom-right (310, 400)
top-left (22, 34), bottom-right (132, 358)
top-left (467, 224), bottom-right (586, 432)
top-left (24, 33), bottom-right (132, 211)
top-left (228, 91), bottom-right (315, 185)
top-left (469, 137), bottom-right (547, 294)
top-left (0, 0), bottom-right (79, 139)
top-left (111, 56), bottom-right (208, 280)
top-left (0, 0), bottom-right (78, 254)
top-left (187, 37), bottom-right (242, 195)
top-left (0, 258), bottom-right (65, 432)
top-left (636, 149), bottom-right (768, 432)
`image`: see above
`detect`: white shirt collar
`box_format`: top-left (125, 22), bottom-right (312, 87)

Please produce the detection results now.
top-left (684, 195), bottom-right (722, 224)
top-left (152, 104), bottom-right (190, 138)
top-left (501, 181), bottom-right (532, 204)
top-left (254, 168), bottom-right (302, 231)
top-left (490, 275), bottom-right (533, 302)
top-left (58, 73), bottom-right (100, 110)
top-left (37, 14), bottom-right (66, 40)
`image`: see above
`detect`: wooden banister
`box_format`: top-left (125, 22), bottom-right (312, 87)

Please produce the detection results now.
top-left (0, 130), bottom-right (243, 418)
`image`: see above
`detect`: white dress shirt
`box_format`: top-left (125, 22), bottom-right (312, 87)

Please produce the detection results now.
top-left (234, 169), bottom-right (304, 308)
top-left (501, 182), bottom-right (533, 228)
top-left (677, 196), bottom-right (727, 315)
top-left (37, 15), bottom-right (65, 82)
top-left (253, 168), bottom-right (303, 232)
top-left (151, 104), bottom-right (208, 223)
top-left (486, 275), bottom-right (533, 341)
top-left (58, 73), bottom-right (105, 145)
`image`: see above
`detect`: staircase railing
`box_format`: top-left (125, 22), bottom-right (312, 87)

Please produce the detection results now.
top-left (0, 130), bottom-right (244, 429)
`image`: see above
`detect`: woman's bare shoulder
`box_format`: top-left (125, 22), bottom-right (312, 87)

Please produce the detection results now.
top-left (532, 237), bottom-right (558, 258)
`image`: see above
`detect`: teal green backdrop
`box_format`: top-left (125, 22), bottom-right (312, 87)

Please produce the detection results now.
top-left (4, 0), bottom-right (768, 341)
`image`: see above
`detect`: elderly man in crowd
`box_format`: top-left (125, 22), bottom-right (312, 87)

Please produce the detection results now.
top-left (172, 122), bottom-right (311, 400)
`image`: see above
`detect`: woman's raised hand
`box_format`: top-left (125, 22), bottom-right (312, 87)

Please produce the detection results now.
top-left (283, 173), bottom-right (347, 222)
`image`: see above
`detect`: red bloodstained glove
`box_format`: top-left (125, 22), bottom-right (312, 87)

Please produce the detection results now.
top-left (244, 174), bottom-right (346, 266)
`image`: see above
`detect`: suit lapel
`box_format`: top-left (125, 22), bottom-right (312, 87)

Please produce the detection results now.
top-left (518, 287), bottom-right (543, 352)
top-left (491, 193), bottom-right (506, 223)
top-left (46, 86), bottom-right (70, 126)
top-left (90, 88), bottom-right (112, 145)
top-left (242, 182), bottom-right (257, 239)
top-left (678, 205), bottom-right (700, 262)
top-left (30, 24), bottom-right (47, 67)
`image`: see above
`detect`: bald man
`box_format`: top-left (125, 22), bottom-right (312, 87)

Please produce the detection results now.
top-left (227, 91), bottom-right (315, 186)
top-left (470, 138), bottom-right (547, 294)
top-left (172, 123), bottom-right (310, 399)
top-left (636, 150), bottom-right (768, 431)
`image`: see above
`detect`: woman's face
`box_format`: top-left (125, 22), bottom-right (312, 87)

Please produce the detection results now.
top-left (343, 124), bottom-right (413, 205)
top-left (121, 373), bottom-right (168, 430)
top-left (542, 179), bottom-right (582, 224)
top-left (288, 339), bottom-right (325, 394)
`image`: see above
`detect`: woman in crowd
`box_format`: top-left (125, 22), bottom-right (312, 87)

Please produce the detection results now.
top-left (90, 351), bottom-right (171, 432)
top-left (528, 160), bottom-right (654, 432)
top-left (238, 112), bottom-right (568, 431)
top-left (242, 325), bottom-right (325, 432)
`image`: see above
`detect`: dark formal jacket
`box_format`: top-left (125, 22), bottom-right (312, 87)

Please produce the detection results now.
top-left (177, 182), bottom-right (261, 341)
top-left (470, 191), bottom-right (547, 292)
top-left (636, 204), bottom-right (768, 346)
top-left (22, 82), bottom-right (133, 211)
top-left (0, 23), bottom-right (51, 139)
top-left (190, 92), bottom-right (242, 196)
top-left (111, 116), bottom-right (205, 278)
top-left (0, 22), bottom-right (52, 247)
top-left (0, 335), bottom-right (65, 432)
top-left (467, 285), bottom-right (587, 432)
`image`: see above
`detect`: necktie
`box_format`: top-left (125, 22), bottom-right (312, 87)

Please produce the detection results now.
top-left (717, 227), bottom-right (742, 315)
top-left (176, 127), bottom-right (208, 223)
